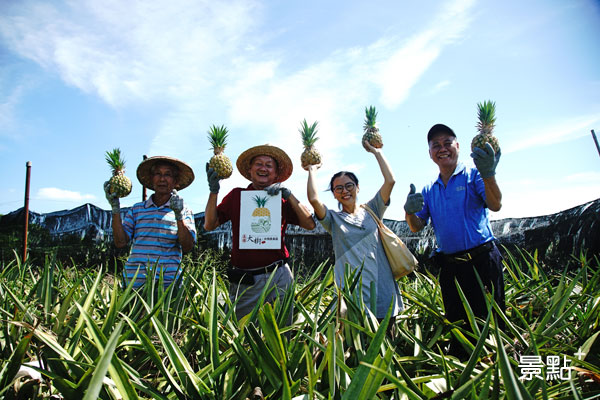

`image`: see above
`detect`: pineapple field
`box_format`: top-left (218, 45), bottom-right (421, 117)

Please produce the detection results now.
top-left (0, 246), bottom-right (599, 399)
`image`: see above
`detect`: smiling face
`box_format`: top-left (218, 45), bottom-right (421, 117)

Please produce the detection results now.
top-left (248, 155), bottom-right (279, 189)
top-left (151, 164), bottom-right (178, 196)
top-left (428, 132), bottom-right (460, 172)
top-left (332, 174), bottom-right (359, 211)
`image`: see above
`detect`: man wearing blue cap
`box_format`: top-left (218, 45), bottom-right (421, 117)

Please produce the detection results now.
top-left (404, 123), bottom-right (505, 356)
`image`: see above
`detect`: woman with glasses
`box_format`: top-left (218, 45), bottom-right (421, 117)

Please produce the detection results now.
top-left (306, 141), bottom-right (403, 323)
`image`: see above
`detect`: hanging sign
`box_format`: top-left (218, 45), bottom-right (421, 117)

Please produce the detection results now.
top-left (239, 190), bottom-right (282, 249)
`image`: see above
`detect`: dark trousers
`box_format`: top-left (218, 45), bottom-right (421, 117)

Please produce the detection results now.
top-left (438, 243), bottom-right (505, 327)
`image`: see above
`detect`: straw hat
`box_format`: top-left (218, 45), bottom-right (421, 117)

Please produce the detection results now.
top-left (236, 144), bottom-right (293, 183)
top-left (136, 156), bottom-right (195, 190)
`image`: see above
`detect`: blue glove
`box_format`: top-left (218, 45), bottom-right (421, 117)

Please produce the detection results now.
top-left (170, 189), bottom-right (184, 220)
top-left (265, 182), bottom-right (292, 200)
top-left (404, 184), bottom-right (424, 214)
top-left (206, 163), bottom-right (221, 194)
top-left (103, 181), bottom-right (120, 214)
top-left (471, 142), bottom-right (501, 179)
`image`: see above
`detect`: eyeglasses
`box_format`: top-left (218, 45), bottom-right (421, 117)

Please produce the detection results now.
top-left (333, 182), bottom-right (356, 194)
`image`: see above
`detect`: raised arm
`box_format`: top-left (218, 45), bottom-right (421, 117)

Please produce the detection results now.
top-left (307, 164), bottom-right (327, 220)
top-left (169, 190), bottom-right (195, 253)
top-left (364, 141), bottom-right (395, 204)
top-left (104, 181), bottom-right (129, 248)
top-left (111, 212), bottom-right (129, 248)
top-left (471, 143), bottom-right (502, 212)
top-left (204, 164), bottom-right (222, 231)
top-left (204, 193), bottom-right (220, 231)
top-left (287, 194), bottom-right (316, 230)
top-left (482, 176), bottom-right (502, 212)
top-left (265, 181), bottom-right (316, 230)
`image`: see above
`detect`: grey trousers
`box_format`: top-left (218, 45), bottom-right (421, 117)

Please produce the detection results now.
top-left (229, 264), bottom-right (294, 324)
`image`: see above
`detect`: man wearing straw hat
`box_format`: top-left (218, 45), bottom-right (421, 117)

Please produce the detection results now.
top-left (105, 156), bottom-right (196, 290)
top-left (204, 144), bottom-right (316, 320)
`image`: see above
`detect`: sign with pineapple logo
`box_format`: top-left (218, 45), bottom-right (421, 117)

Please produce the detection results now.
top-left (239, 190), bottom-right (282, 249)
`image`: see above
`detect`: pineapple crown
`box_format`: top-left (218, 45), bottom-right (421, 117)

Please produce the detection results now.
top-left (476, 100), bottom-right (496, 131)
top-left (253, 195), bottom-right (269, 207)
top-left (105, 148), bottom-right (126, 173)
top-left (363, 106), bottom-right (378, 130)
top-left (208, 124), bottom-right (229, 152)
top-left (299, 119), bottom-right (319, 147)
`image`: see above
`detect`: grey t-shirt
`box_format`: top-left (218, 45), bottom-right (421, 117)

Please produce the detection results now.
top-left (319, 191), bottom-right (403, 318)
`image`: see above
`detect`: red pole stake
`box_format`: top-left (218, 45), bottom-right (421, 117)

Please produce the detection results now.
top-left (142, 155), bottom-right (148, 201)
top-left (23, 161), bottom-right (32, 263)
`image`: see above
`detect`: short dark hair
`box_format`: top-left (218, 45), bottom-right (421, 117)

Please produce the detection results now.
top-left (329, 171), bottom-right (359, 192)
top-left (427, 123), bottom-right (456, 142)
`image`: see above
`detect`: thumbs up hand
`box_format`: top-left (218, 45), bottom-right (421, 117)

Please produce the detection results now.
top-left (403, 184), bottom-right (424, 214)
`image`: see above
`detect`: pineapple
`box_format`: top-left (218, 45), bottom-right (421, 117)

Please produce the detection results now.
top-left (105, 148), bottom-right (132, 198)
top-left (362, 105), bottom-right (383, 150)
top-left (471, 100), bottom-right (500, 153)
top-left (299, 119), bottom-right (322, 170)
top-left (251, 195), bottom-right (271, 233)
top-left (208, 124), bottom-right (233, 179)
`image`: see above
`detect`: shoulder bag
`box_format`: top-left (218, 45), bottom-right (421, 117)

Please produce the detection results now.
top-left (361, 204), bottom-right (417, 279)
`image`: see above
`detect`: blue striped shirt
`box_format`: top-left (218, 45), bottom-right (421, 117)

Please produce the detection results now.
top-left (122, 196), bottom-right (196, 288)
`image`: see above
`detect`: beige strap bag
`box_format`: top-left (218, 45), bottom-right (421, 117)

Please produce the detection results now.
top-left (361, 204), bottom-right (417, 279)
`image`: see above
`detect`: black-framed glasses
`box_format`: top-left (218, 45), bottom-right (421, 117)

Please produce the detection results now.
top-left (333, 182), bottom-right (356, 194)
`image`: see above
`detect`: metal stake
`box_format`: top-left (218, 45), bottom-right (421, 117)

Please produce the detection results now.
top-left (592, 130), bottom-right (600, 159)
top-left (142, 155), bottom-right (148, 201)
top-left (23, 161), bottom-right (31, 263)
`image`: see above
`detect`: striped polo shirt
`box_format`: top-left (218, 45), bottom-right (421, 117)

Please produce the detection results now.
top-left (122, 196), bottom-right (196, 289)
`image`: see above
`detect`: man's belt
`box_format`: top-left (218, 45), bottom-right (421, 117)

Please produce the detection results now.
top-left (231, 259), bottom-right (286, 276)
top-left (228, 259), bottom-right (286, 285)
top-left (443, 241), bottom-right (495, 264)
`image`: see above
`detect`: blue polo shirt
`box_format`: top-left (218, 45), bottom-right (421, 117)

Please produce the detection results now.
top-left (416, 162), bottom-right (494, 254)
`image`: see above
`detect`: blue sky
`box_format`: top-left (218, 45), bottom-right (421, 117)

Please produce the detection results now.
top-left (1, 0), bottom-right (599, 222)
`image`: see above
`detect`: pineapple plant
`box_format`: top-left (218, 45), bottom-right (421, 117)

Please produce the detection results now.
top-left (251, 195), bottom-right (271, 233)
top-left (299, 119), bottom-right (322, 170)
top-left (105, 148), bottom-right (132, 197)
top-left (362, 105), bottom-right (383, 150)
top-left (208, 124), bottom-right (233, 179)
top-left (471, 100), bottom-right (500, 153)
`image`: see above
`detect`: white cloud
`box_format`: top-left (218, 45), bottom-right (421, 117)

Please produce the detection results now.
top-left (431, 80), bottom-right (451, 94)
top-left (564, 171), bottom-right (600, 183)
top-left (1, 0), bottom-right (477, 196)
top-left (503, 114), bottom-right (600, 154)
top-left (215, 0), bottom-right (476, 178)
top-left (493, 172), bottom-right (600, 220)
top-left (0, 0), bottom-right (261, 107)
top-left (0, 69), bottom-right (32, 138)
top-left (37, 187), bottom-right (95, 202)
top-left (373, 0), bottom-right (475, 107)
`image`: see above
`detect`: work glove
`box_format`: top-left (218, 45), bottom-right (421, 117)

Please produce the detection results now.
top-left (404, 184), bottom-right (424, 214)
top-left (103, 181), bottom-right (121, 214)
top-left (170, 189), bottom-right (184, 220)
top-left (206, 163), bottom-right (221, 194)
top-left (265, 182), bottom-right (292, 200)
top-left (471, 142), bottom-right (501, 179)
